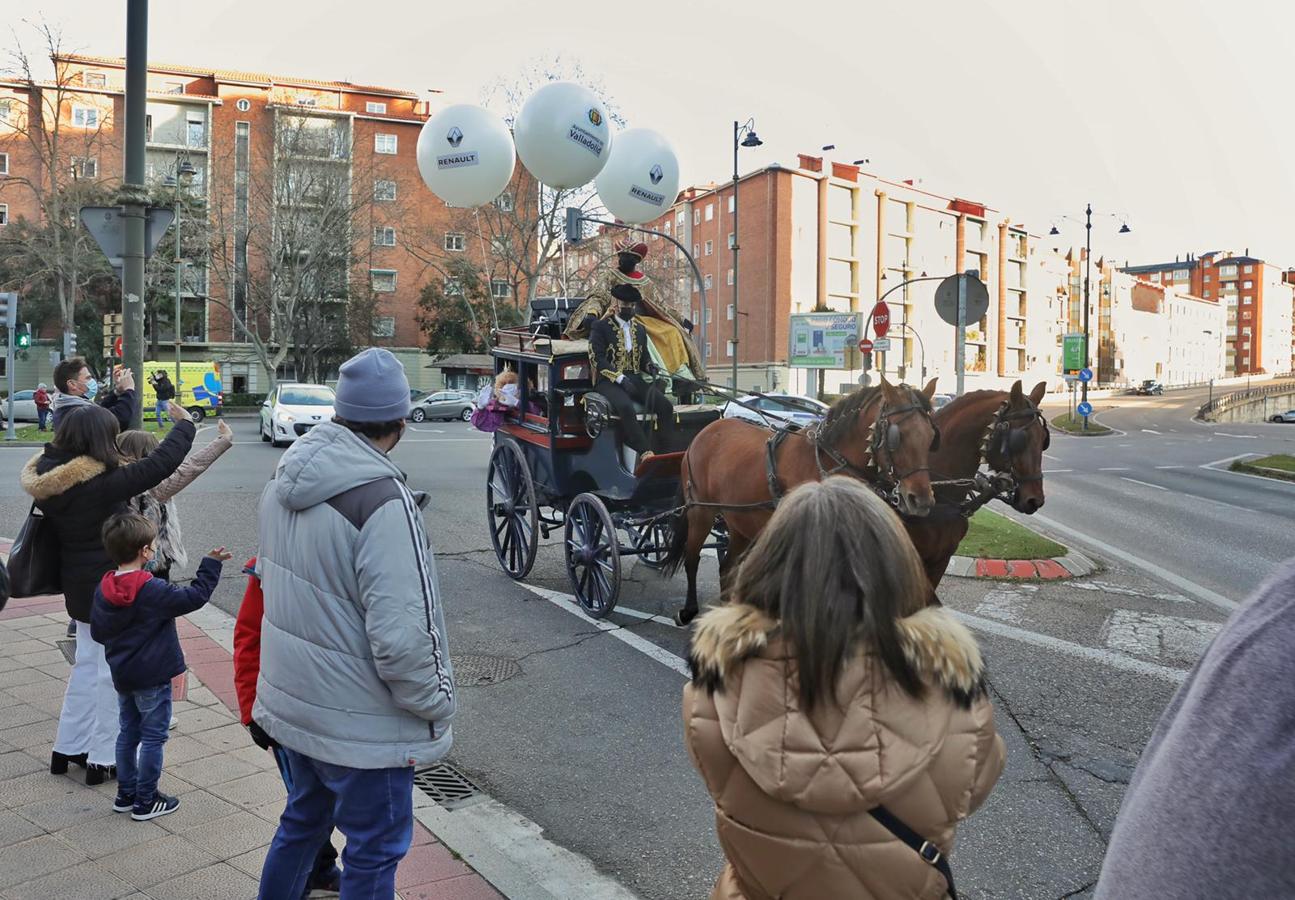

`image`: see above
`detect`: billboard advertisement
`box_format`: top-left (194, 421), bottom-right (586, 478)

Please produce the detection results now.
top-left (789, 312), bottom-right (863, 369)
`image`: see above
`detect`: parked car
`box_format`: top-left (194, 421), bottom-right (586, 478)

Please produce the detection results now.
top-left (260, 383), bottom-right (336, 447)
top-left (931, 393), bottom-right (956, 411)
top-left (1135, 380), bottom-right (1164, 395)
top-left (1269, 410), bottom-right (1295, 423)
top-left (411, 390), bottom-right (474, 423)
top-left (1, 390), bottom-right (39, 423)
top-left (722, 393), bottom-right (829, 429)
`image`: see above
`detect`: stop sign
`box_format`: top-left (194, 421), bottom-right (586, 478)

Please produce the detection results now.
top-left (871, 301), bottom-right (891, 338)
top-left (114, 336), bottom-right (123, 357)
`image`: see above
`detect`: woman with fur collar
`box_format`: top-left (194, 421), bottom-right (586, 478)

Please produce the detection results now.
top-left (20, 403), bottom-right (196, 785)
top-left (684, 477), bottom-right (1005, 900)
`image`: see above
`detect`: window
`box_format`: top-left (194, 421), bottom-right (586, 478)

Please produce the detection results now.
top-left (373, 226), bottom-right (396, 246)
top-left (705, 203), bottom-right (714, 221)
top-left (70, 156), bottom-right (97, 178)
top-left (491, 279), bottom-right (511, 299)
top-left (691, 309), bottom-right (699, 323)
top-left (726, 303), bottom-right (734, 320)
top-left (371, 270), bottom-right (397, 292)
top-left (676, 210), bottom-right (686, 227)
top-left (1242, 326), bottom-right (1252, 335)
top-left (1204, 290), bottom-right (1211, 298)
top-left (1243, 296), bottom-right (1252, 305)
top-left (444, 232), bottom-right (465, 252)
top-left (444, 276), bottom-right (462, 295)
top-left (1173, 269), bottom-right (1189, 281)
top-left (663, 221), bottom-right (671, 235)
top-left (1220, 264), bottom-right (1237, 277)
top-left (164, 81), bottom-right (184, 94)
top-left (693, 209), bottom-right (700, 225)
top-left (374, 133), bottom-right (398, 154)
top-left (1242, 311), bottom-right (1252, 320)
top-left (236, 98), bottom-right (251, 112)
top-left (705, 308), bottom-right (713, 324)
top-left (704, 240), bottom-right (713, 256)
top-left (728, 196), bottom-right (735, 213)
top-left (495, 192), bottom-right (513, 211)
top-left (490, 236), bottom-right (510, 257)
top-left (692, 243), bottom-right (700, 258)
top-left (726, 340), bottom-right (735, 358)
top-left (705, 342), bottom-right (712, 359)
top-left (1243, 280), bottom-right (1254, 289)
top-left (374, 179), bottom-right (396, 201)
top-left (295, 96), bottom-right (317, 107)
top-left (1204, 274), bottom-right (1212, 283)
top-left (366, 101), bottom-right (387, 114)
top-left (144, 113), bottom-right (153, 141)
top-left (372, 316), bottom-right (396, 338)
top-left (727, 232), bottom-right (735, 249)
top-left (186, 112), bottom-right (205, 148)
top-left (727, 269), bottom-right (734, 285)
top-left (1149, 273), bottom-right (1160, 282)
top-left (0, 99), bottom-right (11, 122)
top-left (72, 105), bottom-right (99, 128)
top-left (0, 204), bottom-right (7, 226)
top-left (0, 153), bottom-right (7, 175)
top-left (704, 274), bottom-right (713, 289)
top-left (84, 72), bottom-right (106, 88)
top-left (1244, 264), bottom-right (1254, 273)
top-left (692, 280), bottom-right (698, 294)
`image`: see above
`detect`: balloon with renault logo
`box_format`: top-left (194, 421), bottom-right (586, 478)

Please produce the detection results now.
top-left (595, 127), bottom-right (681, 224)
top-left (512, 82), bottom-right (613, 189)
top-left (415, 104), bottom-right (515, 207)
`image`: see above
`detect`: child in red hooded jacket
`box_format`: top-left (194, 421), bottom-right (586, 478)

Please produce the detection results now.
top-left (234, 557), bottom-right (341, 898)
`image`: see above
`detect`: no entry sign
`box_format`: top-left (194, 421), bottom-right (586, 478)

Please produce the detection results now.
top-left (858, 338), bottom-right (874, 353)
top-left (870, 301), bottom-right (891, 338)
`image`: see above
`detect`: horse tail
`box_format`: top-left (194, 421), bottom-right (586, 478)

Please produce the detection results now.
top-left (660, 489), bottom-right (690, 580)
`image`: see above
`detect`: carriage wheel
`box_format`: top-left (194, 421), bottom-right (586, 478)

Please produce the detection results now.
top-left (564, 493), bottom-right (621, 618)
top-left (625, 518), bottom-right (673, 571)
top-left (486, 440), bottom-right (538, 580)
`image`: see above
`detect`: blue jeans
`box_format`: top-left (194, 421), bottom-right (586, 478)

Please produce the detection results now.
top-left (116, 683), bottom-right (172, 804)
top-left (259, 747), bottom-right (414, 900)
top-left (154, 398), bottom-right (169, 424)
top-left (37, 408), bottom-right (49, 431)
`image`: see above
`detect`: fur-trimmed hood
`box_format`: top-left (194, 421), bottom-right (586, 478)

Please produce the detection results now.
top-left (20, 452), bottom-right (108, 500)
top-left (686, 602), bottom-right (992, 816)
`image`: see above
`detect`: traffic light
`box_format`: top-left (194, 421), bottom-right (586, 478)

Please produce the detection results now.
top-left (64, 331), bottom-right (77, 357)
top-left (564, 207), bottom-right (582, 244)
top-left (0, 293), bottom-right (16, 329)
top-left (16, 324), bottom-right (30, 350)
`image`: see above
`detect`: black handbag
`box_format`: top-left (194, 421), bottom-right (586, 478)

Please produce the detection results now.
top-left (8, 502), bottom-right (62, 598)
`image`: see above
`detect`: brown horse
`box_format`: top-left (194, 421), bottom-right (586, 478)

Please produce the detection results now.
top-left (663, 377), bottom-right (940, 624)
top-left (905, 380), bottom-right (1050, 591)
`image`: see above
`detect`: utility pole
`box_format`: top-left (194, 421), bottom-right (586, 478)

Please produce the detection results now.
top-left (1081, 203), bottom-right (1092, 432)
top-left (120, 0), bottom-right (149, 429)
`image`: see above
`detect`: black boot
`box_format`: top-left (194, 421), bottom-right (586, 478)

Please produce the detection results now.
top-left (50, 751), bottom-right (88, 775)
top-left (86, 764), bottom-right (116, 786)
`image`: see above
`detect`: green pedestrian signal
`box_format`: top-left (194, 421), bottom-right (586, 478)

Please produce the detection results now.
top-left (15, 325), bottom-right (31, 349)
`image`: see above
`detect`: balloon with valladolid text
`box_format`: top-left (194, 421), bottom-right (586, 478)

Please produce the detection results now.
top-left (513, 82), bottom-right (613, 190)
top-left (595, 128), bottom-right (681, 224)
top-left (415, 104), bottom-right (515, 207)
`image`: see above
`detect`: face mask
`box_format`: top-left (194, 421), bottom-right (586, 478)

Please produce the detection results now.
top-left (618, 305), bottom-right (637, 320)
top-left (84, 378), bottom-right (99, 400)
top-left (142, 558), bottom-right (159, 573)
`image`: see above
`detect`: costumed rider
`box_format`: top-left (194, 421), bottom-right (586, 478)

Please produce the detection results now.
top-left (565, 237), bottom-right (704, 404)
top-left (590, 284), bottom-right (676, 461)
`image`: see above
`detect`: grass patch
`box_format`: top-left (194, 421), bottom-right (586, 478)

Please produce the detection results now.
top-left (1050, 412), bottom-right (1112, 435)
top-left (1231, 454), bottom-right (1295, 482)
top-left (956, 508), bottom-right (1067, 560)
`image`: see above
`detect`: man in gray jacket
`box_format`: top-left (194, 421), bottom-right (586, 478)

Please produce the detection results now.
top-left (255, 348), bottom-right (455, 900)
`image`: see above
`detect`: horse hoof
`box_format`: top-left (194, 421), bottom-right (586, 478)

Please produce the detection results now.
top-left (674, 608), bottom-right (697, 627)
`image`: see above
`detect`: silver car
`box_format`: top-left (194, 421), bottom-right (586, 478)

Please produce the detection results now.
top-left (1, 390), bottom-right (40, 423)
top-left (411, 390), bottom-right (474, 423)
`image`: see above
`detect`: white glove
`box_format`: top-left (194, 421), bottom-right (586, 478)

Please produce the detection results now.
top-left (615, 374), bottom-right (624, 384)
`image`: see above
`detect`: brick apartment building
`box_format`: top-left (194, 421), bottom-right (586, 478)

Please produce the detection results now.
top-left (0, 53), bottom-right (522, 392)
top-left (1121, 250), bottom-right (1293, 377)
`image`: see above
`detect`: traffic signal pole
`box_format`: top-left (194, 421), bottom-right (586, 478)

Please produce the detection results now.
top-left (120, 0), bottom-right (149, 429)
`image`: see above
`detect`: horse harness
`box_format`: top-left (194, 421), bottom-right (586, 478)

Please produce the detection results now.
top-left (933, 399), bottom-right (1050, 520)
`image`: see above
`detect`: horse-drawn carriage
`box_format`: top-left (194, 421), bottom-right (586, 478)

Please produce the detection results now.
top-left (483, 304), bottom-right (727, 618)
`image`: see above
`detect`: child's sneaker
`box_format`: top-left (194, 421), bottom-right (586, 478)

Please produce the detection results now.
top-left (131, 793), bottom-right (180, 821)
top-left (112, 793), bottom-right (135, 813)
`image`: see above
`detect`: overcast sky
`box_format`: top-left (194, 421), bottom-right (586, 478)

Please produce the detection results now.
top-left (19, 0), bottom-right (1294, 266)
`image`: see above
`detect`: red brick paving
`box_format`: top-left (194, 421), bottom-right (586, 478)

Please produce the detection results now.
top-left (975, 559), bottom-right (1009, 578)
top-left (1007, 560), bottom-right (1037, 579)
top-left (1033, 559), bottom-right (1070, 580)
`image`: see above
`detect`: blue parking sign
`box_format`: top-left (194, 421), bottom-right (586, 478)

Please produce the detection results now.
top-left (1077, 401), bottom-right (1093, 417)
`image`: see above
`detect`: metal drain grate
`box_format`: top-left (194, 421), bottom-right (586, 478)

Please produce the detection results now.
top-left (452, 654), bottom-right (521, 687)
top-left (56, 640), bottom-right (76, 665)
top-left (413, 762), bottom-right (484, 810)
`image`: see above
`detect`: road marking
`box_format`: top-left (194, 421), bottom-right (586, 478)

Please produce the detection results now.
top-left (518, 584), bottom-right (690, 678)
top-left (1103, 610), bottom-right (1221, 663)
top-left (1200, 453), bottom-right (1255, 469)
top-left (1043, 452), bottom-right (1061, 462)
top-left (1043, 469), bottom-right (1073, 474)
top-left (949, 611), bottom-right (1187, 684)
top-left (1098, 467), bottom-right (1131, 471)
top-left (1141, 429), bottom-right (1162, 435)
top-left (1120, 477), bottom-right (1167, 491)
top-left (1027, 514), bottom-right (1238, 612)
top-left (1070, 580), bottom-right (1191, 604)
top-left (1155, 465), bottom-right (1184, 469)
top-left (973, 585), bottom-right (1035, 624)
top-left (1214, 432), bottom-right (1258, 439)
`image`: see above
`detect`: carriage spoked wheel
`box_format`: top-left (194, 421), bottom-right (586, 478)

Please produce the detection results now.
top-left (625, 517), bottom-right (673, 571)
top-left (486, 440), bottom-right (538, 580)
top-left (564, 493), bottom-right (621, 618)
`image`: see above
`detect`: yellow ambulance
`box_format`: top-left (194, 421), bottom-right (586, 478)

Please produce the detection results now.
top-left (140, 361), bottom-right (224, 422)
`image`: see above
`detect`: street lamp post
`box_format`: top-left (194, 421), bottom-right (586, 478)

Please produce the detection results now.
top-left (166, 153), bottom-right (197, 391)
top-left (731, 118), bottom-right (762, 390)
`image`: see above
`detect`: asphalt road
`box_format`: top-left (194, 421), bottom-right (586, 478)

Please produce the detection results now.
top-left (0, 405), bottom-right (1287, 899)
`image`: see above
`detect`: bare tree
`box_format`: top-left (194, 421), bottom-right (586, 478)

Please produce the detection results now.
top-left (208, 112), bottom-right (378, 387)
top-left (0, 21), bottom-right (116, 339)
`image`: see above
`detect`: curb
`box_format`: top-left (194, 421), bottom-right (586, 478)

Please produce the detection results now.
top-left (946, 548), bottom-right (1097, 580)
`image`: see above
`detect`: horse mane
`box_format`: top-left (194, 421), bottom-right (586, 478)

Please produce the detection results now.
top-left (817, 384), bottom-right (930, 446)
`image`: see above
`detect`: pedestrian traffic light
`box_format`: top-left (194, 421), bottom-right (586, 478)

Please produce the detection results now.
top-left (0, 293), bottom-right (16, 329)
top-left (16, 324), bottom-right (30, 350)
top-left (564, 207), bottom-right (583, 244)
top-left (64, 331), bottom-right (77, 357)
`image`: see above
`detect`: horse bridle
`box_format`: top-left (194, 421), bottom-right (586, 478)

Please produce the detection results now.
top-left (982, 401), bottom-right (1050, 485)
top-left (811, 391), bottom-right (938, 490)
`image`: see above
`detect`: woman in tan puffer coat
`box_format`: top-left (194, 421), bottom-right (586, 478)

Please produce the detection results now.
top-left (684, 477), bottom-right (1006, 900)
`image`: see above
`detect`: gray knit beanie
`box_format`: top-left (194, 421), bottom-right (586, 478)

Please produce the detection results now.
top-left (333, 348), bottom-right (411, 422)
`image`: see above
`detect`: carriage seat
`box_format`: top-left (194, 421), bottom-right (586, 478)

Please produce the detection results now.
top-left (534, 337), bottom-right (589, 356)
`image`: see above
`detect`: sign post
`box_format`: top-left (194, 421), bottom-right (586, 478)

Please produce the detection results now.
top-left (0, 293), bottom-right (15, 442)
top-left (934, 271), bottom-right (988, 396)
top-left (1077, 367), bottom-right (1094, 430)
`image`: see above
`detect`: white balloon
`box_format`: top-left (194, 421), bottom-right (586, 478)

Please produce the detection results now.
top-left (595, 128), bottom-right (681, 225)
top-left (416, 104), bottom-right (515, 208)
top-left (513, 82), bottom-right (613, 190)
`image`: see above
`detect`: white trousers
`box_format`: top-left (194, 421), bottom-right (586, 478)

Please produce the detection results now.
top-left (53, 625), bottom-right (118, 766)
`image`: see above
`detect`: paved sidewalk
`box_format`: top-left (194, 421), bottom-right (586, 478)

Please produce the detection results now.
top-left (0, 592), bottom-right (504, 900)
